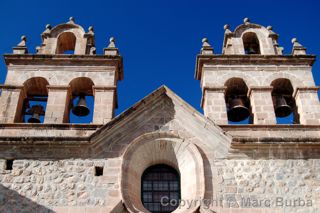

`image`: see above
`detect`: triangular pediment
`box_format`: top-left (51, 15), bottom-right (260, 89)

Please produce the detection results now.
top-left (90, 85), bottom-right (231, 159)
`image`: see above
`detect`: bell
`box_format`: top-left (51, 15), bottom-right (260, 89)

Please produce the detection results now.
top-left (72, 95), bottom-right (90, 116)
top-left (227, 97), bottom-right (250, 122)
top-left (26, 105), bottom-right (45, 123)
top-left (274, 96), bottom-right (292, 117)
top-left (28, 113), bottom-right (41, 123)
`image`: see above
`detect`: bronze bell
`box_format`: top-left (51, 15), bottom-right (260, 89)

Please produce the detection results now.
top-left (26, 105), bottom-right (45, 123)
top-left (28, 113), bottom-right (41, 123)
top-left (274, 96), bottom-right (292, 117)
top-left (72, 95), bottom-right (90, 117)
top-left (227, 97), bottom-right (250, 122)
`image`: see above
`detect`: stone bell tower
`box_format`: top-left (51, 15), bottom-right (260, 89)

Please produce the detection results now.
top-left (0, 17), bottom-right (123, 125)
top-left (195, 18), bottom-right (320, 125)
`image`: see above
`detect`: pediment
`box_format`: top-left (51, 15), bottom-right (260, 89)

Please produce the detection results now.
top-left (90, 85), bottom-right (231, 159)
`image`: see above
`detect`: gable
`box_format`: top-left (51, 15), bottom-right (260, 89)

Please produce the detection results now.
top-left (90, 86), bottom-right (231, 159)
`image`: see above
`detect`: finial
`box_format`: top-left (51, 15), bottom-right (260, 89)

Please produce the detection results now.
top-left (104, 36), bottom-right (119, 56)
top-left (291, 37), bottom-right (306, 55)
top-left (267, 26), bottom-right (272, 30)
top-left (200, 38), bottom-right (213, 55)
top-left (223, 24), bottom-right (232, 34)
top-left (45, 24), bottom-right (52, 30)
top-left (243, 17), bottom-right (250, 24)
top-left (291, 38), bottom-right (297, 44)
top-left (68, 17), bottom-right (75, 24)
top-left (18, 35), bottom-right (27, 47)
top-left (88, 26), bottom-right (94, 32)
top-left (13, 35), bottom-right (28, 54)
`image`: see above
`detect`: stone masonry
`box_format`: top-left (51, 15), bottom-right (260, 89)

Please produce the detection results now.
top-left (0, 17), bottom-right (319, 213)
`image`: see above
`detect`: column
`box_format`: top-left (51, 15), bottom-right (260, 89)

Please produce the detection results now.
top-left (44, 86), bottom-right (70, 123)
top-left (294, 87), bottom-right (320, 125)
top-left (249, 86), bottom-right (276, 125)
top-left (0, 85), bottom-right (24, 123)
top-left (93, 86), bottom-right (116, 124)
top-left (202, 87), bottom-right (228, 125)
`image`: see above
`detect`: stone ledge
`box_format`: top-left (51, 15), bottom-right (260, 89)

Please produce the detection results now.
top-left (195, 54), bottom-right (316, 80)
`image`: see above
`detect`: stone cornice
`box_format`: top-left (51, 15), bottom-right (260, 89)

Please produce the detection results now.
top-left (0, 85), bottom-right (24, 90)
top-left (195, 54), bottom-right (316, 80)
top-left (293, 86), bottom-right (320, 97)
top-left (3, 54), bottom-right (124, 80)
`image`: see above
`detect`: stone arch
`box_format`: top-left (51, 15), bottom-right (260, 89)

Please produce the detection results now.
top-left (219, 72), bottom-right (258, 87)
top-left (56, 32), bottom-right (77, 54)
top-left (121, 132), bottom-right (205, 213)
top-left (66, 77), bottom-right (95, 123)
top-left (242, 32), bottom-right (261, 54)
top-left (263, 72), bottom-right (305, 90)
top-left (14, 77), bottom-right (49, 123)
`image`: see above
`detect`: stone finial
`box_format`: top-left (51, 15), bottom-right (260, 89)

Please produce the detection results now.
top-left (13, 35), bottom-right (28, 54)
top-left (104, 37), bottom-right (119, 56)
top-left (291, 38), bottom-right (306, 55)
top-left (68, 17), bottom-right (75, 24)
top-left (224, 24), bottom-right (232, 34)
top-left (200, 38), bottom-right (214, 55)
top-left (42, 24), bottom-right (52, 38)
top-left (108, 37), bottom-right (116, 48)
top-left (266, 26), bottom-right (272, 31)
top-left (18, 35), bottom-right (27, 47)
top-left (243, 17), bottom-right (250, 24)
top-left (88, 26), bottom-right (94, 32)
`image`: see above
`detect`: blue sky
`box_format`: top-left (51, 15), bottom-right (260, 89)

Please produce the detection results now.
top-left (0, 0), bottom-right (319, 123)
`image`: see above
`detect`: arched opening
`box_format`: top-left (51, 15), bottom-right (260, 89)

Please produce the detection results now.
top-left (56, 32), bottom-right (76, 54)
top-left (141, 164), bottom-right (180, 213)
top-left (225, 78), bottom-right (252, 124)
top-left (15, 77), bottom-right (49, 123)
top-left (67, 77), bottom-right (94, 123)
top-left (243, 32), bottom-right (261, 54)
top-left (271, 78), bottom-right (298, 124)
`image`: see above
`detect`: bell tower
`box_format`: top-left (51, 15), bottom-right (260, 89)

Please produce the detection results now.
top-left (195, 18), bottom-right (319, 125)
top-left (0, 17), bottom-right (123, 124)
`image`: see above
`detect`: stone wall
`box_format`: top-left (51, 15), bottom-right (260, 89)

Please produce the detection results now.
top-left (211, 159), bottom-right (320, 213)
top-left (0, 158), bottom-right (122, 212)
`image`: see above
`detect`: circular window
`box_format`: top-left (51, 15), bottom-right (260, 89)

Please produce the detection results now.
top-left (141, 164), bottom-right (180, 212)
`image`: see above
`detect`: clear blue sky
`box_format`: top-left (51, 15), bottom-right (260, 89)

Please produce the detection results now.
top-left (0, 0), bottom-right (319, 123)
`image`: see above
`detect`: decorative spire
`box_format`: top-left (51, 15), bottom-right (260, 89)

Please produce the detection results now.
top-left (200, 38), bottom-right (213, 55)
top-left (243, 17), bottom-right (250, 25)
top-left (291, 38), bottom-right (306, 55)
top-left (68, 17), bottom-right (75, 24)
top-left (104, 37), bottom-right (119, 56)
top-left (13, 35), bottom-right (28, 54)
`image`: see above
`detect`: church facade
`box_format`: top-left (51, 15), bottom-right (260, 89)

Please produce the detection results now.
top-left (0, 17), bottom-right (319, 213)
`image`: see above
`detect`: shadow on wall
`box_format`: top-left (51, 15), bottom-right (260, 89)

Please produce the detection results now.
top-left (0, 184), bottom-right (53, 213)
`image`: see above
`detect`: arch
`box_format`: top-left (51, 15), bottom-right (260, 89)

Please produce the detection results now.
top-left (218, 72), bottom-right (258, 87)
top-left (141, 164), bottom-right (180, 212)
top-left (121, 132), bottom-right (205, 213)
top-left (66, 77), bottom-right (95, 123)
top-left (271, 78), bottom-right (299, 123)
top-left (224, 78), bottom-right (252, 123)
top-left (242, 32), bottom-right (261, 54)
top-left (263, 73), bottom-right (304, 89)
top-left (56, 32), bottom-right (77, 54)
top-left (23, 77), bottom-right (49, 96)
top-left (271, 78), bottom-right (294, 95)
top-left (15, 77), bottom-right (49, 123)
top-left (69, 77), bottom-right (94, 96)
